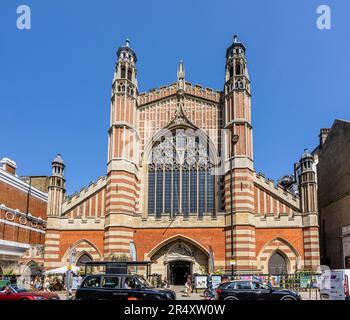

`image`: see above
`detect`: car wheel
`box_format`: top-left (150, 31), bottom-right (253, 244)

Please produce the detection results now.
top-left (224, 296), bottom-right (238, 300)
top-left (281, 296), bottom-right (297, 300)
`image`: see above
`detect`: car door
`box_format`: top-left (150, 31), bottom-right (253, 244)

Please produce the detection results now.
top-left (251, 282), bottom-right (273, 300)
top-left (0, 286), bottom-right (17, 301)
top-left (100, 276), bottom-right (126, 300)
top-left (0, 291), bottom-right (13, 301)
top-left (122, 276), bottom-right (145, 300)
top-left (80, 276), bottom-right (101, 300)
top-left (234, 281), bottom-right (255, 300)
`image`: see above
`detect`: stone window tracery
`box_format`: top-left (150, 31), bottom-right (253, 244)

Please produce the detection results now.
top-left (148, 130), bottom-right (214, 218)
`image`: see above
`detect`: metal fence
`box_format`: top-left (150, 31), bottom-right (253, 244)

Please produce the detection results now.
top-left (222, 273), bottom-right (320, 291)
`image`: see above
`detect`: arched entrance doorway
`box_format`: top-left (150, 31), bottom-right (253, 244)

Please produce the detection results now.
top-left (149, 237), bottom-right (209, 285)
top-left (169, 261), bottom-right (191, 285)
top-left (76, 253), bottom-right (93, 266)
top-left (268, 252), bottom-right (287, 274)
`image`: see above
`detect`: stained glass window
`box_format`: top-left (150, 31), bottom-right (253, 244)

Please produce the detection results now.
top-left (156, 170), bottom-right (163, 218)
top-left (148, 130), bottom-right (214, 218)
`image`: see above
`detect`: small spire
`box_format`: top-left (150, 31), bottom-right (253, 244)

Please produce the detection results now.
top-left (177, 60), bottom-right (185, 92)
top-left (125, 38), bottom-right (130, 47)
top-left (233, 35), bottom-right (238, 43)
top-left (177, 59), bottom-right (185, 80)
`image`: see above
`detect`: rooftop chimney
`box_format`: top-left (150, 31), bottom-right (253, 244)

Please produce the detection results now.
top-left (319, 128), bottom-right (330, 146)
top-left (1, 158), bottom-right (17, 176)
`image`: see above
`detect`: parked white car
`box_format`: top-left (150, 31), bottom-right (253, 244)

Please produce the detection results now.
top-left (320, 269), bottom-right (350, 300)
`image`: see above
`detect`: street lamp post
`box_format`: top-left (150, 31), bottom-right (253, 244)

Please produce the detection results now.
top-left (230, 134), bottom-right (239, 276)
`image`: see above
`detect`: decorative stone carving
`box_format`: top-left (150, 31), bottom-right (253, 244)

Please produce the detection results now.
top-left (167, 242), bottom-right (193, 257)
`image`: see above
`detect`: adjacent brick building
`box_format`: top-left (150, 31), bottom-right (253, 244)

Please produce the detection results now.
top-left (317, 119), bottom-right (350, 268)
top-left (44, 37), bottom-right (320, 282)
top-left (0, 158), bottom-right (48, 275)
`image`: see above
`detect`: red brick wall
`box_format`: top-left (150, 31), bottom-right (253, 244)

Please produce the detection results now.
top-left (255, 228), bottom-right (305, 259)
top-left (0, 180), bottom-right (47, 219)
top-left (57, 230), bottom-right (105, 259)
top-left (133, 228), bottom-right (226, 261)
top-left (0, 208), bottom-right (45, 245)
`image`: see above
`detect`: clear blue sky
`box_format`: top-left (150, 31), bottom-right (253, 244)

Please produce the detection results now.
top-left (0, 0), bottom-right (349, 194)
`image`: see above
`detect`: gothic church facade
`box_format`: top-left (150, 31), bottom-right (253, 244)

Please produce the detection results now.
top-left (44, 37), bottom-right (320, 281)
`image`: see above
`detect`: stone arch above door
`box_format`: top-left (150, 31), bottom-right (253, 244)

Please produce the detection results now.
top-left (61, 239), bottom-right (102, 265)
top-left (147, 235), bottom-right (209, 278)
top-left (257, 237), bottom-right (302, 274)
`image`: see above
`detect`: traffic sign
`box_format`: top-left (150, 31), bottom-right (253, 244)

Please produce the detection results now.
top-left (229, 260), bottom-right (236, 266)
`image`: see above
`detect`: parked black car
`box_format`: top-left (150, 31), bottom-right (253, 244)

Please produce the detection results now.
top-left (75, 274), bottom-right (176, 300)
top-left (216, 280), bottom-right (301, 300)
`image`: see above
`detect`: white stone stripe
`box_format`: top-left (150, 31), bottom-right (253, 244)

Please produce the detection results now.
top-left (224, 259), bottom-right (256, 265)
top-left (0, 218), bottom-right (45, 234)
top-left (45, 240), bottom-right (59, 245)
top-left (107, 197), bottom-right (135, 204)
top-left (105, 231), bottom-right (133, 237)
top-left (225, 230), bottom-right (255, 235)
top-left (303, 230), bottom-right (319, 236)
top-left (105, 244), bottom-right (130, 250)
top-left (107, 204), bottom-right (134, 211)
top-left (303, 252), bottom-right (320, 257)
top-left (107, 182), bottom-right (136, 189)
top-left (225, 244), bottom-right (255, 249)
top-left (304, 244), bottom-right (319, 249)
top-left (104, 238), bottom-right (132, 244)
top-left (108, 190), bottom-right (136, 198)
top-left (44, 247), bottom-right (59, 252)
top-left (45, 233), bottom-right (60, 239)
top-left (108, 174), bottom-right (136, 182)
top-left (44, 254), bottom-right (59, 259)
top-left (0, 239), bottom-right (30, 249)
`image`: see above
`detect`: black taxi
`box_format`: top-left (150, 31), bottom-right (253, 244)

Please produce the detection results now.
top-left (75, 274), bottom-right (176, 300)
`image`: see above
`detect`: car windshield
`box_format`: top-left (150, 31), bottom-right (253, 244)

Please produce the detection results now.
top-left (136, 276), bottom-right (153, 289)
top-left (11, 284), bottom-right (36, 293)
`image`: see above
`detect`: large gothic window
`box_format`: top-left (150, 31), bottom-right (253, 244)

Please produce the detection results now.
top-left (148, 130), bottom-right (215, 218)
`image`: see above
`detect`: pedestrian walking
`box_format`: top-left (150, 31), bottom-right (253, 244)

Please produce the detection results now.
top-left (34, 276), bottom-right (42, 290)
top-left (43, 276), bottom-right (51, 292)
top-left (185, 274), bottom-right (192, 297)
top-left (77, 274), bottom-right (83, 288)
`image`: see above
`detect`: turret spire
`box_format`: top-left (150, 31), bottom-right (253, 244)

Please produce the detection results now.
top-left (177, 60), bottom-right (185, 92)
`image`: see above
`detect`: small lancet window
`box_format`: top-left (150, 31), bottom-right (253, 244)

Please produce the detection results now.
top-left (121, 66), bottom-right (126, 78)
top-left (235, 63), bottom-right (242, 75)
top-left (127, 69), bottom-right (132, 81)
top-left (229, 66), bottom-right (233, 78)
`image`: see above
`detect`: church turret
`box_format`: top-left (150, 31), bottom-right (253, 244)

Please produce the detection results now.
top-left (299, 149), bottom-right (317, 214)
top-left (105, 39), bottom-right (140, 260)
top-left (224, 35), bottom-right (253, 165)
top-left (44, 154), bottom-right (65, 270)
top-left (223, 35), bottom-right (256, 273)
top-left (47, 154), bottom-right (65, 216)
top-left (298, 149), bottom-right (320, 271)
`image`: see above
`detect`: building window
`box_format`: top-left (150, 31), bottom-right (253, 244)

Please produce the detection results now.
top-left (147, 130), bottom-right (215, 218)
top-left (235, 63), bottom-right (242, 75)
top-left (121, 66), bottom-right (126, 78)
top-left (127, 69), bottom-right (132, 81)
